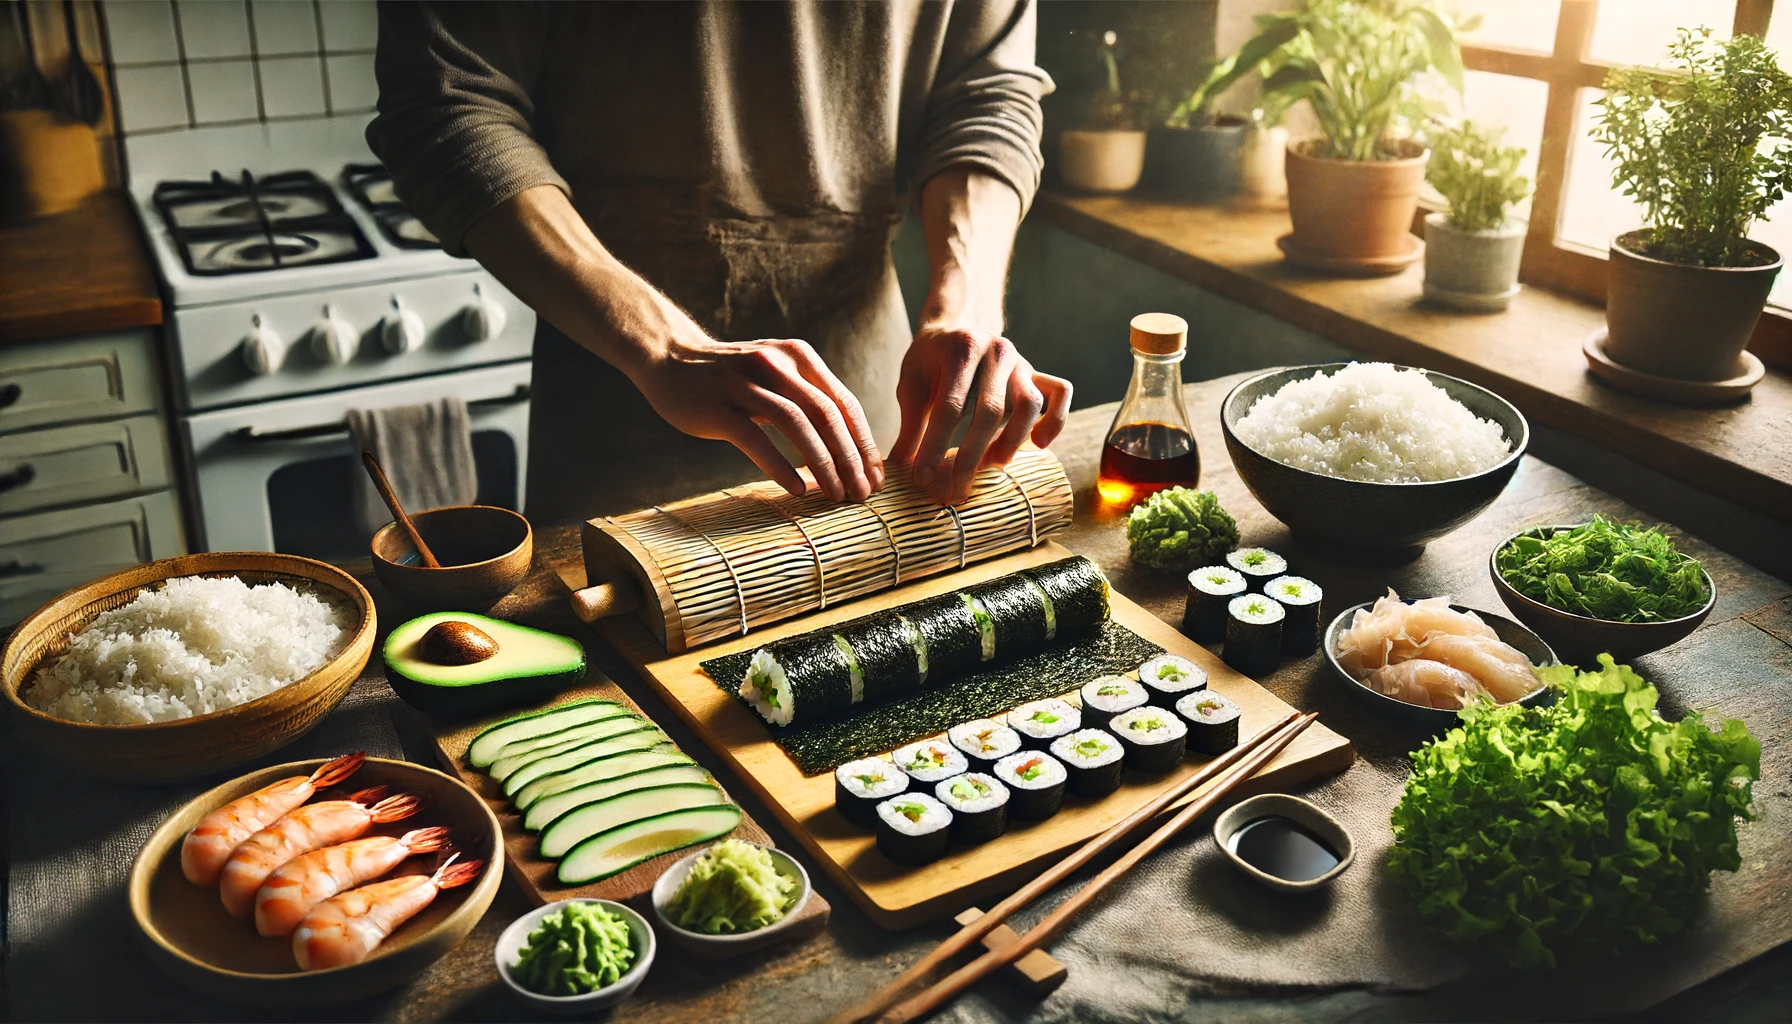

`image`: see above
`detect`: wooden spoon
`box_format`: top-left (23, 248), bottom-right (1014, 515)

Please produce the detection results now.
top-left (361, 450), bottom-right (441, 568)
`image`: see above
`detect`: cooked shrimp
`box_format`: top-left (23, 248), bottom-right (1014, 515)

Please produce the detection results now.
top-left (292, 855), bottom-right (485, 971)
top-left (1409, 632), bottom-right (1539, 704)
top-left (1367, 659), bottom-right (1487, 710)
top-left (1335, 590), bottom-right (1498, 674)
top-left (181, 753), bottom-right (365, 886)
top-left (254, 827), bottom-right (451, 937)
top-left (219, 788), bottom-right (422, 918)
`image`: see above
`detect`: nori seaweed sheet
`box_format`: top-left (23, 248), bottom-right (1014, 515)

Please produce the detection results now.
top-left (1023, 556), bottom-right (1110, 638)
top-left (837, 611), bottom-right (921, 702)
top-left (766, 632), bottom-right (854, 719)
top-left (703, 620), bottom-right (1162, 775)
top-left (967, 575), bottom-right (1048, 661)
top-left (907, 593), bottom-right (982, 681)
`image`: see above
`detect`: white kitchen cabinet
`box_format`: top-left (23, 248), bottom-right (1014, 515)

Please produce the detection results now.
top-left (0, 329), bottom-right (160, 433)
top-left (0, 414), bottom-right (174, 516)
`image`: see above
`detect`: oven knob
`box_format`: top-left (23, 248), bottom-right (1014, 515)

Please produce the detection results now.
top-left (381, 301), bottom-right (426, 355)
top-left (310, 305), bottom-right (359, 365)
top-left (240, 314), bottom-right (283, 375)
top-left (460, 285), bottom-right (507, 341)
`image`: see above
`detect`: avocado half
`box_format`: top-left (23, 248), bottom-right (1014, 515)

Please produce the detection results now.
top-left (384, 612), bottom-right (587, 719)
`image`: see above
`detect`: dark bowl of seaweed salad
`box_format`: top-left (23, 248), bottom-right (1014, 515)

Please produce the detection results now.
top-left (1489, 519), bottom-right (1716, 667)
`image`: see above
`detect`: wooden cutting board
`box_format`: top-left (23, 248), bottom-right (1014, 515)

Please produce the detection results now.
top-left (559, 540), bottom-right (1354, 930)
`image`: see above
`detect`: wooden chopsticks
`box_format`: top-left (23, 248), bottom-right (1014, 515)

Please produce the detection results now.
top-left (832, 709), bottom-right (1316, 1024)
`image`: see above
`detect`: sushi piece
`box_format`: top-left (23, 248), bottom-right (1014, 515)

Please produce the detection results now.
top-left (966, 575), bottom-right (1050, 662)
top-left (993, 751), bottom-right (1068, 821)
top-left (1137, 654), bottom-right (1207, 703)
top-left (1049, 729), bottom-right (1124, 797)
top-left (875, 794), bottom-right (953, 866)
top-left (1020, 556), bottom-right (1111, 639)
top-left (892, 738), bottom-right (968, 785)
top-left (1007, 698), bottom-right (1081, 750)
top-left (834, 757), bottom-right (908, 829)
top-left (934, 773), bottom-right (1010, 845)
top-left (1226, 548), bottom-right (1287, 592)
top-left (1078, 675), bottom-right (1147, 730)
top-left (1176, 691), bottom-right (1241, 754)
top-left (1184, 566), bottom-right (1247, 643)
top-left (947, 719), bottom-right (1023, 772)
top-left (837, 611), bottom-right (924, 703)
top-left (1265, 575), bottom-right (1323, 657)
top-left (1110, 706), bottom-right (1188, 774)
top-left (1223, 594), bottom-right (1285, 677)
top-left (738, 633), bottom-right (853, 727)
top-left (906, 593), bottom-right (983, 681)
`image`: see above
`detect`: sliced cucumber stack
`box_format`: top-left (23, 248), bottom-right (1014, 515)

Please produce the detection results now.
top-left (539, 782), bottom-right (729, 858)
top-left (557, 804), bottom-right (744, 885)
top-left (468, 699), bottom-right (623, 767)
top-left (514, 746), bottom-right (696, 811)
top-left (502, 727), bottom-right (666, 798)
top-left (523, 763), bottom-right (714, 832)
top-left (488, 715), bottom-right (646, 782)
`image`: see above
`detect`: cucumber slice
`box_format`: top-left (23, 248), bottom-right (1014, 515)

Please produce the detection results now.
top-left (539, 783), bottom-right (730, 858)
top-left (514, 746), bottom-right (695, 811)
top-left (488, 715), bottom-right (645, 782)
top-left (523, 764), bottom-right (715, 832)
top-left (556, 804), bottom-right (744, 885)
top-left (502, 727), bottom-right (665, 798)
top-left (468, 699), bottom-right (622, 767)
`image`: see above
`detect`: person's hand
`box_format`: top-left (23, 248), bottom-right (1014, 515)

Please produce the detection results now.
top-left (628, 335), bottom-right (884, 503)
top-left (889, 324), bottom-right (1072, 504)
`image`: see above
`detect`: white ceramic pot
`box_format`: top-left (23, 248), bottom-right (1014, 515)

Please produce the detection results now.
top-left (1237, 125), bottom-right (1289, 209)
top-left (1423, 212), bottom-right (1526, 312)
top-left (1058, 129), bottom-right (1147, 193)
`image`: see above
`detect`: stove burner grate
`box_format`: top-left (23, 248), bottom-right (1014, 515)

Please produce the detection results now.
top-left (343, 163), bottom-right (442, 249)
top-left (152, 169), bottom-right (374, 276)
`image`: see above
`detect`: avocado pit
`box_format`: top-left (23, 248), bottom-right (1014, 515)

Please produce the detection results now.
top-left (420, 620), bottom-right (500, 665)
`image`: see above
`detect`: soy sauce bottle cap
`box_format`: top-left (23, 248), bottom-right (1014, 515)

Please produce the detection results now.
top-left (1130, 312), bottom-right (1187, 355)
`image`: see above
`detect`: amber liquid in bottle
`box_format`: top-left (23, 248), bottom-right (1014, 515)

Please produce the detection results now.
top-left (1098, 313), bottom-right (1199, 508)
top-left (1099, 422), bottom-right (1200, 505)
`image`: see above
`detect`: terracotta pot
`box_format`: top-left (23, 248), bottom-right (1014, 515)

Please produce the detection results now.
top-left (1284, 138), bottom-right (1428, 260)
top-left (1058, 129), bottom-right (1147, 193)
top-left (1605, 230), bottom-right (1782, 381)
top-left (1239, 125), bottom-right (1289, 208)
top-left (1141, 118), bottom-right (1246, 201)
top-left (1423, 212), bottom-right (1526, 312)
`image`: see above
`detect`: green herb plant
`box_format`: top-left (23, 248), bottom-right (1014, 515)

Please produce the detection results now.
top-left (1165, 19), bottom-right (1300, 128)
top-left (1592, 28), bottom-right (1792, 267)
top-left (1077, 29), bottom-right (1149, 131)
top-left (1495, 515), bottom-right (1710, 622)
top-left (1125, 487), bottom-right (1239, 571)
top-left (1389, 656), bottom-right (1758, 969)
top-left (1425, 120), bottom-right (1532, 231)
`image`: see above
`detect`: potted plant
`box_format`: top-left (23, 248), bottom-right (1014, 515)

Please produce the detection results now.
top-left (1059, 31), bottom-right (1149, 193)
top-left (1143, 22), bottom-right (1299, 202)
top-left (1421, 120), bottom-right (1532, 311)
top-left (1590, 28), bottom-right (1792, 383)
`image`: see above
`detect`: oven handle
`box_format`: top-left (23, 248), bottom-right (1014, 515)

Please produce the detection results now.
top-left (229, 384), bottom-right (531, 444)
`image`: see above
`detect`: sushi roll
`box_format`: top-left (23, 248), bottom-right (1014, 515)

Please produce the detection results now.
top-left (738, 632), bottom-right (853, 727)
top-left (837, 611), bottom-right (924, 703)
top-left (1007, 698), bottom-right (1081, 750)
top-left (934, 772), bottom-right (1010, 845)
top-left (1110, 706), bottom-right (1188, 774)
top-left (1226, 548), bottom-right (1287, 592)
top-left (993, 750), bottom-right (1068, 821)
top-left (1078, 675), bottom-right (1147, 730)
top-left (1223, 593), bottom-right (1286, 677)
top-left (830, 636), bottom-right (865, 705)
top-left (1049, 729), bottom-right (1125, 798)
top-left (947, 719), bottom-right (1023, 772)
top-left (966, 575), bottom-right (1050, 662)
top-left (906, 593), bottom-right (983, 681)
top-left (959, 593), bottom-right (997, 662)
top-left (1021, 556), bottom-right (1111, 639)
top-left (1184, 566), bottom-right (1247, 643)
top-left (893, 738), bottom-right (968, 785)
top-left (834, 757), bottom-right (908, 828)
top-left (875, 793), bottom-right (953, 866)
top-left (1265, 575), bottom-right (1324, 657)
top-left (1176, 691), bottom-right (1241, 755)
top-left (1137, 654), bottom-right (1208, 703)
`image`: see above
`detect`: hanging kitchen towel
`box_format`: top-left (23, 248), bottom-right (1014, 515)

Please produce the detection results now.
top-left (348, 397), bottom-right (478, 537)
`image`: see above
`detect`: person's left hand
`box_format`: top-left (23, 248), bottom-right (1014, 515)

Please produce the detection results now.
top-left (888, 323), bottom-right (1072, 504)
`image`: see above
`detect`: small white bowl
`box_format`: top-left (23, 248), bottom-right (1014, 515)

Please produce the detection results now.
top-left (650, 841), bottom-right (812, 958)
top-left (495, 898), bottom-right (655, 1015)
top-left (1212, 793), bottom-right (1355, 893)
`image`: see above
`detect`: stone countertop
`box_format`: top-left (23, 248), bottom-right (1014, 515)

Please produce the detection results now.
top-left (0, 191), bottom-right (161, 344)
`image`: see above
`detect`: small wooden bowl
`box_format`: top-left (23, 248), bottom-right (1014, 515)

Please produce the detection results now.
top-left (129, 757), bottom-right (503, 1007)
top-left (371, 505), bottom-right (532, 613)
top-left (0, 552), bottom-right (375, 784)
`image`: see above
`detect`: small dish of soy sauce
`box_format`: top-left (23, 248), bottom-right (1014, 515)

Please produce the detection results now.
top-left (1211, 793), bottom-right (1354, 892)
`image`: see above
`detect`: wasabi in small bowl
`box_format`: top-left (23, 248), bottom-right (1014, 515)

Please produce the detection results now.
top-left (650, 840), bottom-right (812, 958)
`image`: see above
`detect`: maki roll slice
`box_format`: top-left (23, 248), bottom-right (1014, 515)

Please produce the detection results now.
top-left (875, 794), bottom-right (953, 866)
top-left (1110, 706), bottom-right (1188, 774)
top-left (1138, 654), bottom-right (1207, 703)
top-left (1007, 698), bottom-right (1080, 750)
top-left (1021, 556), bottom-right (1111, 639)
top-left (1226, 548), bottom-right (1287, 592)
top-left (1176, 691), bottom-right (1241, 755)
top-left (947, 718), bottom-right (1023, 772)
top-left (836, 611), bottom-right (924, 703)
top-left (1224, 594), bottom-right (1286, 677)
top-left (994, 751), bottom-right (1068, 821)
top-left (1049, 729), bottom-right (1124, 797)
top-left (1184, 566), bottom-right (1246, 643)
top-left (834, 757), bottom-right (908, 828)
top-left (935, 772), bottom-right (1010, 845)
top-left (906, 593), bottom-right (983, 682)
top-left (966, 575), bottom-right (1050, 662)
top-left (738, 632), bottom-right (853, 727)
top-left (1265, 575), bottom-right (1323, 657)
top-left (893, 738), bottom-right (968, 785)
top-left (1079, 675), bottom-right (1147, 730)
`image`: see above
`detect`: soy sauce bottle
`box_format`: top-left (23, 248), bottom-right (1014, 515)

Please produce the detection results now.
top-left (1098, 312), bottom-right (1199, 508)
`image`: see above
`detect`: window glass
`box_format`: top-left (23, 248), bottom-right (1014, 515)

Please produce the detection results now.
top-left (1589, 1), bottom-right (1730, 66)
top-left (1453, 0), bottom-right (1561, 53)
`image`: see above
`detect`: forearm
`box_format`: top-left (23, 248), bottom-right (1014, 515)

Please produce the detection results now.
top-left (918, 167), bottom-right (1023, 336)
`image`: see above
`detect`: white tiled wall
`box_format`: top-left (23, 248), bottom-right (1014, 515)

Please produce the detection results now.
top-left (101, 0), bottom-right (377, 136)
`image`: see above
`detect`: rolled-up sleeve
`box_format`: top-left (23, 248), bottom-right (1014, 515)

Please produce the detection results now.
top-left (365, 1), bottom-right (566, 255)
top-left (911, 0), bottom-right (1054, 214)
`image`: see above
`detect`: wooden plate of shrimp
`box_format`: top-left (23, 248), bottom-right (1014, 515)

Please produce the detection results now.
top-left (128, 757), bottom-right (502, 1007)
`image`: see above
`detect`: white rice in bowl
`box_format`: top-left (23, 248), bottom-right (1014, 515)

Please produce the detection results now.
top-left (22, 575), bottom-right (354, 725)
top-left (1232, 362), bottom-right (1511, 483)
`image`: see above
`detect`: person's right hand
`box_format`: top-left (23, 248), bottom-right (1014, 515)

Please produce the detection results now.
top-left (626, 335), bottom-right (884, 503)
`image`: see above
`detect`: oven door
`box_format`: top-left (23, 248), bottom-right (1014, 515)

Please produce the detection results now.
top-left (180, 361), bottom-right (531, 559)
